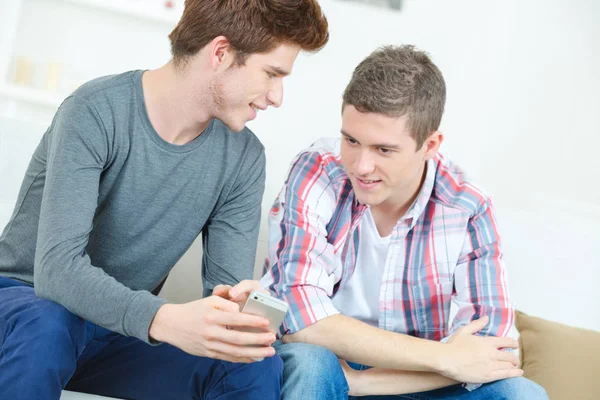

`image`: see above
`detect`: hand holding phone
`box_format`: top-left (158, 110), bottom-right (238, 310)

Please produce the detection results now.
top-left (239, 291), bottom-right (289, 361)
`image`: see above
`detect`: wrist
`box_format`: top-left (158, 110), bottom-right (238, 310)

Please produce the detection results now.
top-left (149, 303), bottom-right (175, 343)
top-left (421, 340), bottom-right (450, 374)
top-left (432, 341), bottom-right (454, 375)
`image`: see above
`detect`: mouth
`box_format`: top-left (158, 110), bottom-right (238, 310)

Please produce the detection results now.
top-left (248, 103), bottom-right (264, 121)
top-left (250, 103), bottom-right (265, 111)
top-left (355, 176), bottom-right (382, 190)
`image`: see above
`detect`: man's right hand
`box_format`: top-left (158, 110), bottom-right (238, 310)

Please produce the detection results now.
top-left (148, 296), bottom-right (277, 363)
top-left (438, 316), bottom-right (523, 383)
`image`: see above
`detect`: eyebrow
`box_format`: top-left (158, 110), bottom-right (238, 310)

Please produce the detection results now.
top-left (340, 130), bottom-right (401, 149)
top-left (268, 66), bottom-right (291, 77)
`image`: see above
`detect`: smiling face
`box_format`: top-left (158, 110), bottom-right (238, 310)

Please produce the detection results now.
top-left (340, 105), bottom-right (442, 211)
top-left (208, 43), bottom-right (300, 132)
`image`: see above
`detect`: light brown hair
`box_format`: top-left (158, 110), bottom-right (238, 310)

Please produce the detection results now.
top-left (169, 0), bottom-right (329, 66)
top-left (342, 45), bottom-right (446, 149)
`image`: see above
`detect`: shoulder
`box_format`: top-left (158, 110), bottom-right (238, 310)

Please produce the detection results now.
top-left (431, 153), bottom-right (493, 215)
top-left (288, 137), bottom-right (347, 184)
top-left (69, 70), bottom-right (140, 105)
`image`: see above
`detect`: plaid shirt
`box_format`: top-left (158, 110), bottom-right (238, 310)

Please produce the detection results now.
top-left (261, 138), bottom-right (514, 342)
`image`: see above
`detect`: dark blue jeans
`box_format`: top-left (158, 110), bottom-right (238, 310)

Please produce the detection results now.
top-left (0, 276), bottom-right (283, 399)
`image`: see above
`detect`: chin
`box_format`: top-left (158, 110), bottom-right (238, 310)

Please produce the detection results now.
top-left (355, 194), bottom-right (378, 207)
top-left (221, 118), bottom-right (246, 133)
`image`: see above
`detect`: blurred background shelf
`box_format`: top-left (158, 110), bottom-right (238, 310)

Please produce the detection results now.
top-left (63, 0), bottom-right (182, 25)
top-left (0, 83), bottom-right (65, 108)
top-left (0, 0), bottom-right (179, 124)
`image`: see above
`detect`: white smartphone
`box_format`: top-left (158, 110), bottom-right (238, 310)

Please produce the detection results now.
top-left (239, 291), bottom-right (289, 361)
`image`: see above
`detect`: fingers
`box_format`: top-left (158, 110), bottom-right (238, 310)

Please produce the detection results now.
top-left (206, 339), bottom-right (276, 361)
top-left (230, 280), bottom-right (268, 300)
top-left (490, 364), bottom-right (524, 381)
top-left (204, 348), bottom-right (256, 364)
top-left (212, 308), bottom-right (270, 328)
top-left (459, 316), bottom-right (489, 335)
top-left (207, 295), bottom-right (243, 313)
top-left (494, 350), bottom-right (520, 367)
top-left (212, 325), bottom-right (276, 347)
top-left (213, 285), bottom-right (233, 298)
top-left (491, 336), bottom-right (519, 350)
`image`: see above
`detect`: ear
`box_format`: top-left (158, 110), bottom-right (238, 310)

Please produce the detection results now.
top-left (208, 36), bottom-right (235, 71)
top-left (422, 131), bottom-right (444, 160)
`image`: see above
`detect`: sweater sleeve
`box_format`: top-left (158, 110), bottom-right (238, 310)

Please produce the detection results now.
top-left (34, 96), bottom-right (167, 344)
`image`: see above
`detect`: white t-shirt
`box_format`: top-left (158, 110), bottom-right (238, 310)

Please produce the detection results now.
top-left (332, 208), bottom-right (390, 327)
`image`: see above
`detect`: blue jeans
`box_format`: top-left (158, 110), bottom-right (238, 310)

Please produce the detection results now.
top-left (0, 276), bottom-right (283, 400)
top-left (275, 342), bottom-right (548, 400)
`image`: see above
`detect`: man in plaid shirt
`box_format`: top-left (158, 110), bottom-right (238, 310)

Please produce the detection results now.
top-left (261, 45), bottom-right (548, 399)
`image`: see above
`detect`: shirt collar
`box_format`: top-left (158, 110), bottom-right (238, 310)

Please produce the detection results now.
top-left (402, 158), bottom-right (437, 223)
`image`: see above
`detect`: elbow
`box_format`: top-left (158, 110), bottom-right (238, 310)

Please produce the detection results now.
top-left (33, 257), bottom-right (55, 301)
top-left (282, 320), bottom-right (324, 344)
top-left (282, 331), bottom-right (304, 344)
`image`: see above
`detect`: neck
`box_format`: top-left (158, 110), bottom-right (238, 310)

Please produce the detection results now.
top-left (142, 61), bottom-right (213, 145)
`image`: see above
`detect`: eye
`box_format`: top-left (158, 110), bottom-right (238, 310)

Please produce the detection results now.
top-left (345, 137), bottom-right (359, 146)
top-left (378, 147), bottom-right (392, 155)
top-left (266, 71), bottom-right (276, 79)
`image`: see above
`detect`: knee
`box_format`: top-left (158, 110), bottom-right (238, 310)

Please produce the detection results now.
top-left (277, 342), bottom-right (347, 390)
top-left (1, 297), bottom-right (85, 383)
top-left (256, 354), bottom-right (284, 378)
top-left (495, 377), bottom-right (549, 400)
top-left (20, 298), bottom-right (86, 347)
top-left (33, 299), bottom-right (84, 334)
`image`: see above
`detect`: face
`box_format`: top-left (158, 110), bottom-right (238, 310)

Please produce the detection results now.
top-left (209, 42), bottom-right (301, 132)
top-left (340, 105), bottom-right (442, 211)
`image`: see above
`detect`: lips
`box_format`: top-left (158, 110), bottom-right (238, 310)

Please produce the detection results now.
top-left (355, 176), bottom-right (382, 190)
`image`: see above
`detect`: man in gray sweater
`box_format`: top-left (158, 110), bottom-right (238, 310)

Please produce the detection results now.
top-left (0, 1), bottom-right (328, 399)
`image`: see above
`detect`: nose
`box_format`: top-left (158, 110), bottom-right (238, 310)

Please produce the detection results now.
top-left (355, 150), bottom-right (375, 176)
top-left (266, 78), bottom-right (283, 108)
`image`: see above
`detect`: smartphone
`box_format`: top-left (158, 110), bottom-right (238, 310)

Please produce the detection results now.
top-left (239, 291), bottom-right (288, 361)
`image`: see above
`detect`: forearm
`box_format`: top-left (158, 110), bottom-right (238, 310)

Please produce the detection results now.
top-left (283, 314), bottom-right (447, 372)
top-left (352, 368), bottom-right (458, 396)
top-left (34, 250), bottom-right (166, 342)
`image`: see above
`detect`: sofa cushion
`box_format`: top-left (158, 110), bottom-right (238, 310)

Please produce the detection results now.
top-left (516, 310), bottom-right (600, 400)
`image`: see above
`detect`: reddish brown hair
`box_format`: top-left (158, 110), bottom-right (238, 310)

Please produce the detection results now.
top-left (169, 0), bottom-right (329, 66)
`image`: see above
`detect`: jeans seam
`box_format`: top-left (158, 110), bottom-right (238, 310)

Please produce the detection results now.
top-left (0, 318), bottom-right (17, 361)
top-left (205, 360), bottom-right (228, 400)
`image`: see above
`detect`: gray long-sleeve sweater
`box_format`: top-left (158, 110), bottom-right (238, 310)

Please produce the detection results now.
top-left (0, 70), bottom-right (266, 343)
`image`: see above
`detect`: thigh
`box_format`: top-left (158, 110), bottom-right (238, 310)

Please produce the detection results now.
top-left (67, 334), bottom-right (283, 400)
top-left (0, 277), bottom-right (89, 399)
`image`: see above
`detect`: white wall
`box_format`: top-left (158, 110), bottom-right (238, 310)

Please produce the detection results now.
top-left (1, 0), bottom-right (599, 331)
top-left (245, 0), bottom-right (600, 330)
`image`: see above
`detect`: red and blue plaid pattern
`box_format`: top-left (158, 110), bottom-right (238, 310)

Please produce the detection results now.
top-left (260, 138), bottom-right (513, 342)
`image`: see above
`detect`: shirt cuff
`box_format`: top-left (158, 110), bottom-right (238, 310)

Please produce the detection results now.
top-left (122, 290), bottom-right (168, 344)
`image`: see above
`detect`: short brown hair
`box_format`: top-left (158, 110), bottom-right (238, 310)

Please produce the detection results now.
top-left (169, 0), bottom-right (329, 66)
top-left (342, 45), bottom-right (446, 149)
